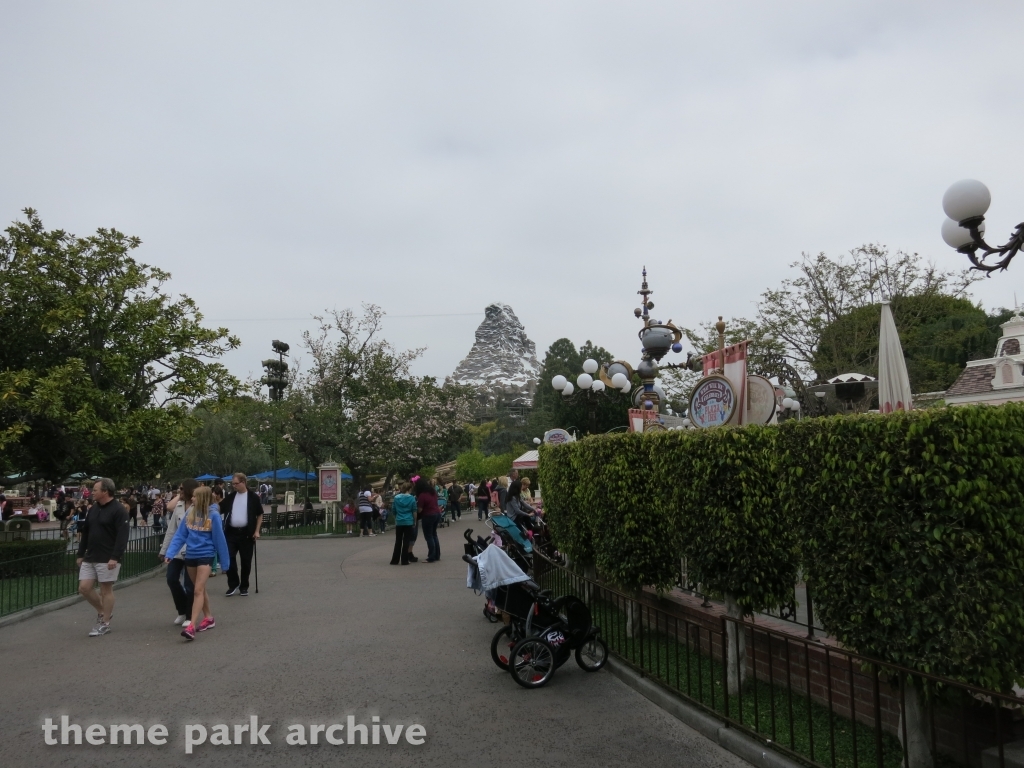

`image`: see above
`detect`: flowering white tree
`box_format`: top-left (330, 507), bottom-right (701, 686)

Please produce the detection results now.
top-left (289, 305), bottom-right (472, 496)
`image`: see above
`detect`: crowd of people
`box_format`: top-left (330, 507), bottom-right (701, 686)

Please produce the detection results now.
top-left (72, 473), bottom-right (263, 641)
top-left (354, 469), bottom-right (542, 566)
top-left (31, 468), bottom-right (540, 641)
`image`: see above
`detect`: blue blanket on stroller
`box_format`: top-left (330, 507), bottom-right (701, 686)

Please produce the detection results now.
top-left (489, 514), bottom-right (533, 554)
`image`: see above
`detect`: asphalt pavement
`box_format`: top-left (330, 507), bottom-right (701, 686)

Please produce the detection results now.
top-left (1, 516), bottom-right (749, 768)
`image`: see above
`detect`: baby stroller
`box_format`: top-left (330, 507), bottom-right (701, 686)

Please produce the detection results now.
top-left (464, 545), bottom-right (608, 689)
top-left (486, 513), bottom-right (533, 573)
top-left (464, 528), bottom-right (502, 622)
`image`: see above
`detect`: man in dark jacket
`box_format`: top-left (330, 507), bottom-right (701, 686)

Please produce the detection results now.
top-left (222, 473), bottom-right (264, 596)
top-left (76, 478), bottom-right (129, 637)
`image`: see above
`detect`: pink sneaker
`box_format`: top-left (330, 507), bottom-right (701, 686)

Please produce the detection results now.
top-left (181, 623), bottom-right (195, 641)
top-left (197, 617), bottom-right (216, 632)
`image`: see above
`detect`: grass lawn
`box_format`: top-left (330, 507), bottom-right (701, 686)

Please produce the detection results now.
top-left (536, 571), bottom-right (905, 768)
top-left (0, 548), bottom-right (162, 617)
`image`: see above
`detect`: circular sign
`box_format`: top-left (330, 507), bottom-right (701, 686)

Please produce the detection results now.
top-left (688, 374), bottom-right (736, 428)
top-left (543, 428), bottom-right (574, 445)
top-left (746, 375), bottom-right (777, 425)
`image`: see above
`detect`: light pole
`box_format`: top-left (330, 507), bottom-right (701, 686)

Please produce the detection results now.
top-left (261, 340), bottom-right (290, 523)
top-left (631, 268), bottom-right (688, 412)
top-left (940, 179), bottom-right (1023, 273)
top-left (551, 358), bottom-right (630, 435)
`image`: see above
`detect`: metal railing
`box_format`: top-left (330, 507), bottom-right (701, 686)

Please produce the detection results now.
top-left (676, 558), bottom-right (826, 638)
top-left (536, 555), bottom-right (1023, 768)
top-left (0, 532), bottom-right (164, 617)
top-left (259, 506), bottom-right (391, 537)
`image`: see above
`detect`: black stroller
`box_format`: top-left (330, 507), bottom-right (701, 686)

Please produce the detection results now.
top-left (464, 545), bottom-right (608, 689)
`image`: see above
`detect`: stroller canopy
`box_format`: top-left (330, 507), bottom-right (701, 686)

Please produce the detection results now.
top-left (490, 514), bottom-right (533, 554)
top-left (472, 545), bottom-right (532, 591)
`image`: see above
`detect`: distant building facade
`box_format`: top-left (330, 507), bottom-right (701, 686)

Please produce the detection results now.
top-left (945, 311), bottom-right (1024, 406)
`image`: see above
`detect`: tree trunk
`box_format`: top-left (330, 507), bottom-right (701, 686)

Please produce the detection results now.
top-left (899, 677), bottom-right (933, 768)
top-left (625, 589), bottom-right (643, 639)
top-left (581, 562), bottom-right (596, 604)
top-left (724, 592), bottom-right (747, 696)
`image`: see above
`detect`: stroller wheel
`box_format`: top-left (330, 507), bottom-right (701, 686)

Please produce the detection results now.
top-left (574, 636), bottom-right (608, 672)
top-left (490, 625), bottom-right (515, 670)
top-left (509, 637), bottom-right (556, 689)
top-left (483, 606), bottom-right (500, 623)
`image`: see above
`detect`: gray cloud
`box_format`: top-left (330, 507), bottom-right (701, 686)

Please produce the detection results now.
top-left (3, 1), bottom-right (1023, 385)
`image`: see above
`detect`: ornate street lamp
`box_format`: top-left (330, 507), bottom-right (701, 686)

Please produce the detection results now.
top-left (551, 358), bottom-right (629, 434)
top-left (941, 179), bottom-right (1023, 273)
top-left (631, 267), bottom-right (687, 412)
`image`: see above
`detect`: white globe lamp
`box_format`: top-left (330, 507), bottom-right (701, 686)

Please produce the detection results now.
top-left (577, 373), bottom-right (594, 390)
top-left (562, 382), bottom-right (575, 396)
top-left (591, 380), bottom-right (606, 392)
top-left (941, 217), bottom-right (984, 249)
top-left (610, 372), bottom-right (629, 390)
top-left (551, 375), bottom-right (567, 391)
top-left (942, 179), bottom-right (991, 223)
top-left (582, 358), bottom-right (599, 374)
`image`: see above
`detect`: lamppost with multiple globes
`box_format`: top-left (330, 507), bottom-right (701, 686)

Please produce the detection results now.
top-left (941, 179), bottom-right (1024, 273)
top-left (551, 358), bottom-right (631, 435)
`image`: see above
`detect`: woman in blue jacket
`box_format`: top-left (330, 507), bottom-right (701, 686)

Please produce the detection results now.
top-left (163, 486), bottom-right (230, 641)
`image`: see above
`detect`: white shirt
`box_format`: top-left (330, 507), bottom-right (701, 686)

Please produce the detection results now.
top-left (230, 492), bottom-right (249, 528)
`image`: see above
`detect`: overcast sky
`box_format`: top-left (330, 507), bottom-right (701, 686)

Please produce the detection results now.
top-left (3, 2), bottom-right (1024, 384)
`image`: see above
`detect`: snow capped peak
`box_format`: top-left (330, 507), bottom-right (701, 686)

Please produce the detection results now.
top-left (451, 304), bottom-right (541, 404)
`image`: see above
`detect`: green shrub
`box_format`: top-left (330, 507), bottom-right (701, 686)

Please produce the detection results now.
top-left (0, 539), bottom-right (69, 577)
top-left (541, 405), bottom-right (1024, 690)
top-left (659, 426), bottom-right (800, 613)
top-left (783, 406), bottom-right (1024, 690)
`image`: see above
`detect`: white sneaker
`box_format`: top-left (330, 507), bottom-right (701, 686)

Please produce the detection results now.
top-left (174, 614), bottom-right (187, 625)
top-left (89, 622), bottom-right (110, 637)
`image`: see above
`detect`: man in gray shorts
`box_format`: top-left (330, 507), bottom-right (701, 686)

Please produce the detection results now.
top-left (76, 478), bottom-right (129, 636)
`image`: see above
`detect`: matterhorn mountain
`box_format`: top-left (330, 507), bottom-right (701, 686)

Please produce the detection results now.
top-left (451, 304), bottom-right (541, 406)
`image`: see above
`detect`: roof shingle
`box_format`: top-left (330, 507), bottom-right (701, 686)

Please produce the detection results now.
top-left (945, 364), bottom-right (994, 397)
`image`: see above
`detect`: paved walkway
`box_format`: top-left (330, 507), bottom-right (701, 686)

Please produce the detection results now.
top-left (1, 518), bottom-right (749, 768)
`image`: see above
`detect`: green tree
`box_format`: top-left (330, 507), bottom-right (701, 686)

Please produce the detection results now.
top-left (0, 209), bottom-right (239, 479)
top-left (815, 296), bottom-right (1010, 392)
top-left (289, 305), bottom-right (473, 496)
top-left (757, 244), bottom-right (979, 377)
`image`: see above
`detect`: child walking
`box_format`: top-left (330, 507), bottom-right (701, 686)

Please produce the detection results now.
top-left (163, 486), bottom-right (230, 641)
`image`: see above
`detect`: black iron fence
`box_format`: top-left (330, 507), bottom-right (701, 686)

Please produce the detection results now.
top-left (259, 505), bottom-right (395, 537)
top-left (536, 555), bottom-right (1023, 768)
top-left (0, 532), bottom-right (163, 617)
top-left (676, 557), bottom-right (825, 638)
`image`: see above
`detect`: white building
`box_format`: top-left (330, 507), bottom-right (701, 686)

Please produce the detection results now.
top-left (945, 311), bottom-right (1024, 406)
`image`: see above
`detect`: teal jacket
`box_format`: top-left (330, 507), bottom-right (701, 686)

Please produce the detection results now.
top-left (391, 494), bottom-right (417, 526)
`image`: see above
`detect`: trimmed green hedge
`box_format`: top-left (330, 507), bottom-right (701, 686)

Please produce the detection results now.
top-left (0, 539), bottom-right (69, 577)
top-left (0, 539), bottom-right (67, 562)
top-left (538, 405), bottom-right (1024, 690)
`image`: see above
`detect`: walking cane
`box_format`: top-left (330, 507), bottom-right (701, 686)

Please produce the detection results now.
top-left (254, 537), bottom-right (259, 593)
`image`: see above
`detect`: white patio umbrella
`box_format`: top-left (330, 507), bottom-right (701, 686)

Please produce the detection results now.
top-left (878, 301), bottom-right (913, 413)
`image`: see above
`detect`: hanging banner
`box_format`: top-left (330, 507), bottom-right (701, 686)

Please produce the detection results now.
top-left (702, 340), bottom-right (748, 425)
top-left (627, 408), bottom-right (661, 433)
top-left (688, 374), bottom-right (736, 428)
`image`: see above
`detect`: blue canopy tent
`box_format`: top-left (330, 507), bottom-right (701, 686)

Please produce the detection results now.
top-left (195, 473), bottom-right (220, 482)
